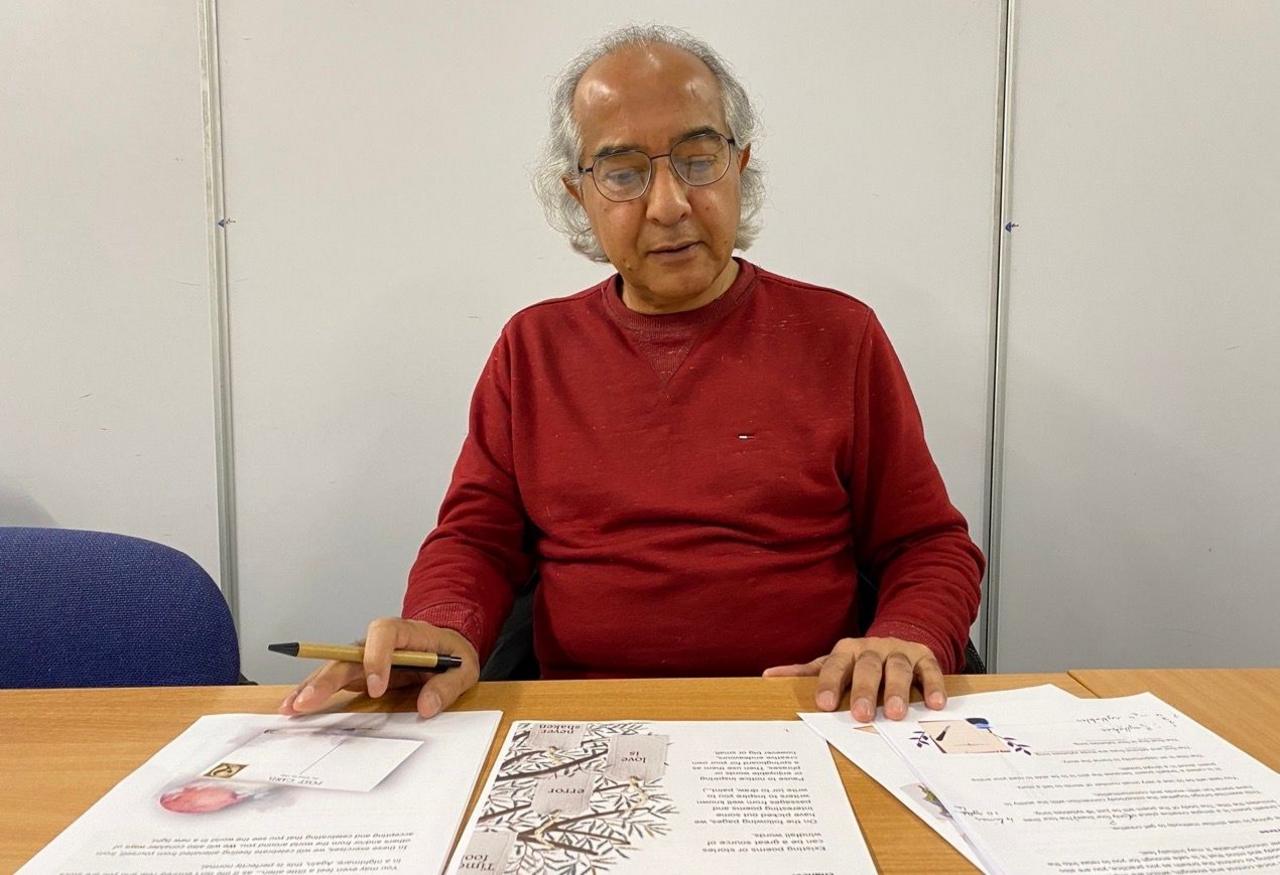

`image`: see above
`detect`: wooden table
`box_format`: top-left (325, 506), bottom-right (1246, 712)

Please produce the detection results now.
top-left (0, 673), bottom-right (1089, 874)
top-left (1069, 668), bottom-right (1280, 771)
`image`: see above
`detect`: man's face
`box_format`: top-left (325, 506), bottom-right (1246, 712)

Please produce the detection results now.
top-left (567, 43), bottom-right (751, 313)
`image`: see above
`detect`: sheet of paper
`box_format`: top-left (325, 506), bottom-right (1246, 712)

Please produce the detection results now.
top-left (798, 683), bottom-right (1081, 874)
top-left (448, 719), bottom-right (875, 874)
top-left (876, 692), bottom-right (1280, 875)
top-left (204, 725), bottom-right (423, 791)
top-left (20, 710), bottom-right (502, 875)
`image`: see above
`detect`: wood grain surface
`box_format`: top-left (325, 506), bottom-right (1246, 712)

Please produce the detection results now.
top-left (1, 674), bottom-right (1091, 874)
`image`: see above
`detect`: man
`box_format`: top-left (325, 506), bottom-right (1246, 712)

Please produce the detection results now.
top-left (282, 25), bottom-right (983, 724)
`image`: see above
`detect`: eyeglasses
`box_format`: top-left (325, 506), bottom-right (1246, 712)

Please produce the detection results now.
top-left (578, 132), bottom-right (737, 203)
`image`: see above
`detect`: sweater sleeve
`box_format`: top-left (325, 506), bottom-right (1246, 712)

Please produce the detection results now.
top-left (849, 312), bottom-right (985, 673)
top-left (401, 330), bottom-right (532, 663)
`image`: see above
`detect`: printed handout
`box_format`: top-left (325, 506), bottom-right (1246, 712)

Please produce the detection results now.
top-left (19, 710), bottom-right (501, 875)
top-left (203, 723), bottom-right (424, 792)
top-left (448, 719), bottom-right (876, 874)
top-left (798, 683), bottom-right (1083, 873)
top-left (875, 692), bottom-right (1280, 875)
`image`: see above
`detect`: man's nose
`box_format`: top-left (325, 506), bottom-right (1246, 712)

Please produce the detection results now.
top-left (645, 157), bottom-right (691, 225)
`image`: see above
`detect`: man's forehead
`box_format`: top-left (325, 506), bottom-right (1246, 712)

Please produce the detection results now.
top-left (573, 43), bottom-right (727, 153)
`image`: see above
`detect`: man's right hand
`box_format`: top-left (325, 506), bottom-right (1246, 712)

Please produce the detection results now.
top-left (277, 618), bottom-right (480, 719)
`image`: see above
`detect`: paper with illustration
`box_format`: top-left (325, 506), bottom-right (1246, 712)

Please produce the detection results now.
top-left (448, 719), bottom-right (875, 874)
top-left (798, 683), bottom-right (1082, 874)
top-left (19, 710), bottom-right (501, 875)
top-left (875, 692), bottom-right (1280, 875)
top-left (203, 724), bottom-right (424, 792)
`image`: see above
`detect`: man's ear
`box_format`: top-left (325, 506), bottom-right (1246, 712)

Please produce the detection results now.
top-left (563, 176), bottom-right (585, 207)
top-left (738, 143), bottom-right (752, 173)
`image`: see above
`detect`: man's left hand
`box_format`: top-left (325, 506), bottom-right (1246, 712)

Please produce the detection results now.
top-left (762, 637), bottom-right (947, 721)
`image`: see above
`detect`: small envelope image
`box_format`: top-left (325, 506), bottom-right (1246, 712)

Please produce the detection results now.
top-left (202, 728), bottom-right (422, 792)
top-left (918, 718), bottom-right (1009, 754)
top-left (531, 772), bottom-right (595, 816)
top-left (525, 723), bottom-right (587, 751)
top-left (604, 734), bottom-right (669, 781)
top-left (458, 830), bottom-right (516, 873)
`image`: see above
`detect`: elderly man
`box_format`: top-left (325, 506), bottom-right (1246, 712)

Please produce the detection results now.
top-left (282, 25), bottom-right (983, 723)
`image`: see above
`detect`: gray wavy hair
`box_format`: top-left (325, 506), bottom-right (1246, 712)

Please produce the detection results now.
top-left (532, 24), bottom-right (765, 262)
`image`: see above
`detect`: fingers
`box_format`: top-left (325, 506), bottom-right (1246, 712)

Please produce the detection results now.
top-left (858, 640), bottom-right (946, 721)
top-left (762, 656), bottom-right (826, 678)
top-left (849, 648), bottom-right (886, 722)
top-left (279, 660), bottom-right (364, 715)
top-left (915, 653), bottom-right (948, 710)
top-left (881, 651), bottom-right (915, 719)
top-left (362, 618), bottom-right (401, 698)
top-left (416, 634), bottom-right (481, 718)
top-left (363, 616), bottom-right (475, 698)
top-left (814, 642), bottom-right (856, 712)
top-left (793, 636), bottom-right (946, 722)
top-left (280, 617), bottom-right (478, 716)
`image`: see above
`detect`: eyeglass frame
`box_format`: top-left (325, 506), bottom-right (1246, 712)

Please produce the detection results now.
top-left (576, 130), bottom-right (739, 203)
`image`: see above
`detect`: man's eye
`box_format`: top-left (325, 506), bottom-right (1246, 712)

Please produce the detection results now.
top-left (678, 157), bottom-right (722, 182)
top-left (604, 169), bottom-right (643, 187)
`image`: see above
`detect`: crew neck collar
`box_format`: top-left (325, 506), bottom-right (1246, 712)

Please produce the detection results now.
top-left (601, 258), bottom-right (758, 334)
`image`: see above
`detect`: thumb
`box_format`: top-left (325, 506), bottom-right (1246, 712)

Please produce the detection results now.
top-left (762, 657), bottom-right (826, 678)
top-left (415, 633), bottom-right (480, 718)
top-left (416, 661), bottom-right (478, 718)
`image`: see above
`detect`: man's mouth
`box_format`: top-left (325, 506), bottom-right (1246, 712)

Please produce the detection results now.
top-left (650, 241), bottom-right (699, 255)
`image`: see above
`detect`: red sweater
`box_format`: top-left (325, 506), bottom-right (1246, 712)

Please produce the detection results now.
top-left (403, 260), bottom-right (984, 676)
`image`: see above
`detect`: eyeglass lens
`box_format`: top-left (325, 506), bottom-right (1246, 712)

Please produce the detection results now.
top-left (592, 134), bottom-right (731, 202)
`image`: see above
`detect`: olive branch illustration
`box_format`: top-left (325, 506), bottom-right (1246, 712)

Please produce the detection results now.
top-left (477, 722), bottom-right (677, 875)
top-left (1001, 736), bottom-right (1032, 755)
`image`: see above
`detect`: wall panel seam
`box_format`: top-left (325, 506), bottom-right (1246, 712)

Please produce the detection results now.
top-left (982, 0), bottom-right (1017, 671)
top-left (198, 0), bottom-right (240, 631)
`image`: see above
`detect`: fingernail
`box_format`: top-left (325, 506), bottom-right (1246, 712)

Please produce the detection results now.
top-left (367, 673), bottom-right (383, 697)
top-left (817, 691), bottom-right (836, 711)
top-left (855, 698), bottom-right (874, 720)
top-left (928, 692), bottom-right (945, 708)
top-left (421, 690), bottom-right (442, 717)
top-left (294, 685), bottom-right (315, 708)
top-left (887, 696), bottom-right (904, 715)
top-left (277, 691), bottom-right (297, 713)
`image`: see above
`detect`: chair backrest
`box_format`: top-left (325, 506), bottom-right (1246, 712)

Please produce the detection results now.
top-left (0, 527), bottom-right (240, 687)
top-left (481, 568), bottom-right (985, 679)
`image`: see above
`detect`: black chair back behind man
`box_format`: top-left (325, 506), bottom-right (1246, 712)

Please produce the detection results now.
top-left (481, 571), bottom-right (985, 681)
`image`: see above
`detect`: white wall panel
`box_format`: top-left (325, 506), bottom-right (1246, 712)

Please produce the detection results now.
top-left (12, 1), bottom-right (1276, 682)
top-left (0, 2), bottom-right (220, 578)
top-left (997, 1), bottom-right (1280, 670)
top-left (215, 1), bottom-right (1003, 682)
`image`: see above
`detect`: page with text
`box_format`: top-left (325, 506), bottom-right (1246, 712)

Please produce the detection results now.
top-left (19, 711), bottom-right (501, 875)
top-left (876, 692), bottom-right (1280, 875)
top-left (448, 719), bottom-right (874, 874)
top-left (799, 683), bottom-right (1083, 873)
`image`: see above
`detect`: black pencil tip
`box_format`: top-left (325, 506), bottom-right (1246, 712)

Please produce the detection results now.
top-left (267, 642), bottom-right (299, 656)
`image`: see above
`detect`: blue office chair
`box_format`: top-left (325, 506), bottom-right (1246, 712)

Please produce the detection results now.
top-left (0, 527), bottom-right (241, 688)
